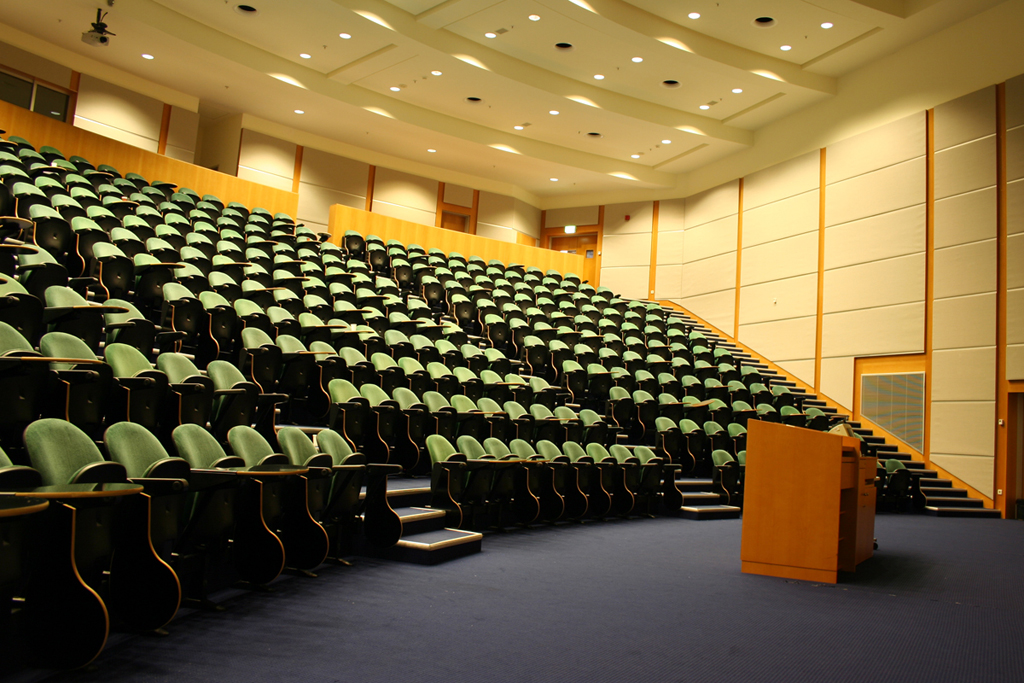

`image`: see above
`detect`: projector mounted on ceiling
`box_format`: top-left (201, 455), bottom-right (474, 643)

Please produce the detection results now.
top-left (82, 8), bottom-right (115, 47)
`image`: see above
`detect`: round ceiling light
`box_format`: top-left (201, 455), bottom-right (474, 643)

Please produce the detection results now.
top-left (529, 14), bottom-right (540, 21)
top-left (661, 139), bottom-right (672, 144)
top-left (339, 32), bottom-right (351, 39)
top-left (294, 109), bottom-right (304, 114)
top-left (631, 154), bottom-right (640, 159)
top-left (390, 86), bottom-right (401, 92)
top-left (732, 88), bottom-right (743, 93)
top-left (141, 53), bottom-right (154, 60)
top-left (753, 16), bottom-right (776, 28)
top-left (431, 70), bottom-right (442, 76)
top-left (821, 22), bottom-right (834, 29)
top-left (594, 74), bottom-right (605, 80)
top-left (688, 12), bottom-right (700, 19)
top-left (485, 32), bottom-right (497, 38)
top-left (299, 53), bottom-right (311, 59)
top-left (780, 45), bottom-right (792, 51)
top-left (549, 110), bottom-right (559, 115)
top-left (514, 125), bottom-right (524, 130)
top-left (550, 178), bottom-right (558, 182)
top-left (427, 149), bottom-right (436, 153)
top-left (699, 104), bottom-right (710, 110)
top-left (632, 57), bottom-right (643, 63)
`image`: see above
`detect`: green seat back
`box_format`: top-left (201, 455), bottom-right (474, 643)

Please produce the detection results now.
top-left (24, 418), bottom-right (106, 485)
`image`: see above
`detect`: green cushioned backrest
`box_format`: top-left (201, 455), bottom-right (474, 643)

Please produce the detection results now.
top-left (658, 393), bottom-right (678, 405)
top-left (360, 383), bottom-right (391, 406)
top-left (806, 407), bottom-right (826, 417)
top-left (535, 440), bottom-right (562, 460)
top-left (427, 362), bottom-right (452, 379)
top-left (680, 419), bottom-right (700, 433)
top-left (712, 450), bottom-right (734, 467)
top-left (105, 421), bottom-right (174, 478)
top-left (503, 401), bottom-right (527, 419)
top-left (172, 424), bottom-right (230, 469)
top-left (483, 438), bottom-right (510, 458)
top-left (227, 426), bottom-right (276, 467)
top-left (339, 347), bottom-right (368, 365)
top-left (508, 439), bottom-right (535, 458)
top-left (242, 327), bottom-right (275, 349)
top-left (157, 353), bottom-right (202, 383)
top-left (371, 353), bottom-right (397, 370)
top-left (553, 406), bottom-right (577, 420)
top-left (450, 394), bottom-right (477, 412)
top-left (423, 391), bottom-right (450, 412)
top-left (579, 409), bottom-right (602, 425)
top-left (780, 406), bottom-right (801, 416)
top-left (633, 390), bottom-right (655, 403)
top-left (757, 404), bottom-right (777, 414)
top-left (328, 379), bottom-right (361, 402)
top-left (586, 442), bottom-right (612, 462)
top-left (480, 369), bottom-right (502, 384)
top-left (277, 427), bottom-right (318, 467)
top-left (398, 357), bottom-right (425, 374)
top-left (609, 444), bottom-right (637, 464)
top-left (24, 418), bottom-right (105, 485)
top-left (453, 366), bottom-right (478, 382)
top-left (456, 435), bottom-right (486, 459)
top-left (885, 458), bottom-right (907, 473)
top-left (207, 360), bottom-right (246, 389)
top-left (39, 332), bottom-right (96, 371)
top-left (44, 286), bottom-right (87, 308)
top-left (477, 397), bottom-right (502, 413)
top-left (563, 441), bottom-right (588, 462)
top-left (394, 388), bottom-right (421, 410)
top-left (733, 401), bottom-right (753, 411)
top-left (656, 416), bottom-right (676, 432)
top-left (530, 404), bottom-right (554, 419)
top-left (104, 343), bottom-right (154, 378)
top-left (317, 429), bottom-right (355, 465)
top-left (704, 421), bottom-right (724, 435)
top-left (708, 399), bottom-right (727, 410)
top-left (728, 423), bottom-right (747, 437)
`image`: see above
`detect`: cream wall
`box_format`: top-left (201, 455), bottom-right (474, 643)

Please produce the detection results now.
top-left (237, 129), bottom-right (296, 193)
top-left (1007, 74), bottom-right (1024, 380)
top-left (371, 167), bottom-right (438, 226)
top-left (600, 201), bottom-right (654, 300)
top-left (297, 146), bottom-right (369, 234)
top-left (478, 192), bottom-right (542, 244)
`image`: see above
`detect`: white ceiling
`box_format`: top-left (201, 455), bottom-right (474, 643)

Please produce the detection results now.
top-left (0, 0), bottom-right (1008, 201)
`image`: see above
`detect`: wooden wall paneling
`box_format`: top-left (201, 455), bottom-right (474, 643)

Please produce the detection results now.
top-left (997, 82), bottom-right (1012, 515)
top-left (365, 165), bottom-right (375, 212)
top-left (157, 103), bottom-right (171, 155)
top-left (291, 145), bottom-right (303, 194)
top-left (435, 182), bottom-right (445, 227)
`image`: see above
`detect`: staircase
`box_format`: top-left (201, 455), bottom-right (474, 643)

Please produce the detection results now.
top-left (673, 477), bottom-right (742, 520)
top-left (359, 478), bottom-right (483, 565)
top-left (665, 308), bottom-right (1001, 519)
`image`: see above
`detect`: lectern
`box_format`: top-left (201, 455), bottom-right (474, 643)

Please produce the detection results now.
top-left (740, 421), bottom-right (876, 583)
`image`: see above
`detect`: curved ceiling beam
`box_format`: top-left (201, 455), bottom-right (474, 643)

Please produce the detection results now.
top-left (118, 0), bottom-right (678, 187)
top-left (330, 0), bottom-right (755, 146)
top-left (573, 0), bottom-right (838, 94)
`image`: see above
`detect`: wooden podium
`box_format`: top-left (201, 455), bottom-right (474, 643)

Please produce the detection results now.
top-left (740, 421), bottom-right (876, 583)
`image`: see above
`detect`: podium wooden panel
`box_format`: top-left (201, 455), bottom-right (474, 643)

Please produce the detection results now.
top-left (740, 421), bottom-right (876, 583)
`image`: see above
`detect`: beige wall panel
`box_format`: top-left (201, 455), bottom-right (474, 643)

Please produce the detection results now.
top-left (513, 199), bottom-right (542, 237)
top-left (654, 264), bottom-right (683, 300)
top-left (742, 190), bottom-right (819, 248)
top-left (370, 200), bottom-right (436, 226)
top-left (824, 204), bottom-right (925, 270)
top-left (929, 454), bottom-right (993, 498)
top-left (659, 198), bottom-right (685, 231)
top-left (604, 201), bottom-right (654, 236)
top-left (825, 157), bottom-right (925, 227)
top-left (1008, 344), bottom-right (1024, 381)
top-left (72, 116), bottom-right (159, 153)
top-left (932, 292), bottom-right (996, 350)
top-left (298, 183), bottom-right (363, 223)
top-left (739, 274), bottom-right (819, 325)
top-left (75, 75), bottom-right (163, 143)
top-left (163, 145), bottom-right (194, 164)
top-left (934, 136), bottom-right (997, 200)
top-left (1010, 179), bottom-right (1023, 236)
top-left (657, 230), bottom-right (684, 266)
top-left (373, 168), bottom-right (437, 213)
top-left (743, 150), bottom-right (820, 211)
top-left (682, 216), bottom-right (737, 263)
top-left (476, 223), bottom-right (516, 243)
top-left (932, 347), bottom-right (996, 402)
top-left (1009, 235), bottom-right (1024, 290)
top-left (679, 253), bottom-right (736, 298)
top-left (545, 206), bottom-right (599, 228)
top-left (1008, 288), bottom-right (1024, 344)
top-left (933, 240), bottom-right (997, 299)
top-left (740, 232), bottom-right (818, 287)
top-left (443, 183), bottom-right (474, 208)
top-left (238, 130), bottom-right (296, 180)
top-left (600, 266), bottom-right (650, 300)
top-left (825, 113), bottom-right (925, 185)
top-left (601, 233), bottom-right (653, 268)
top-left (167, 107), bottom-right (200, 154)
top-left (820, 356), bottom-right (855, 410)
top-left (930, 401), bottom-right (996, 457)
top-left (823, 254), bottom-right (925, 314)
top-left (934, 187), bottom-right (997, 249)
top-left (1008, 74), bottom-right (1024, 130)
top-left (933, 86), bottom-right (996, 152)
top-left (1007, 126), bottom-right (1023, 182)
top-left (737, 316), bottom-right (817, 362)
top-left (0, 41), bottom-right (73, 88)
top-left (236, 165), bottom-right (292, 192)
top-left (300, 148), bottom-right (369, 197)
top-left (684, 180), bottom-right (738, 229)
top-left (777, 359), bottom-right (816, 386)
top-left (677, 290), bottom-right (735, 334)
top-left (822, 303), bottom-right (925, 358)
top-left (478, 191), bottom-right (515, 228)
top-left (195, 113), bottom-right (241, 176)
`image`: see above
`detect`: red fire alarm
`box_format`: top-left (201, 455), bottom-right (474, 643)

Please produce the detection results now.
top-left (625, 215), bottom-right (631, 221)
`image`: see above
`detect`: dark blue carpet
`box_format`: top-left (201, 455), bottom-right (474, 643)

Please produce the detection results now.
top-left (14, 515), bottom-right (1024, 683)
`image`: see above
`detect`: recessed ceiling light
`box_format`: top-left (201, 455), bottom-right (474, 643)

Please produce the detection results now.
top-left (299, 53), bottom-right (311, 59)
top-left (555, 42), bottom-right (574, 52)
top-left (234, 4), bottom-right (258, 16)
top-left (549, 110), bottom-right (559, 115)
top-left (780, 45), bottom-right (792, 51)
top-left (662, 79), bottom-right (681, 88)
top-left (427, 149), bottom-right (436, 153)
top-left (431, 70), bottom-right (442, 76)
top-left (587, 132), bottom-right (602, 138)
top-left (688, 12), bottom-right (700, 19)
top-left (485, 32), bottom-right (497, 38)
top-left (594, 74), bottom-right (605, 80)
top-left (141, 53), bottom-right (154, 60)
top-left (466, 96), bottom-right (483, 103)
top-left (699, 104), bottom-right (710, 110)
top-left (529, 14), bottom-right (540, 21)
top-left (550, 178), bottom-right (558, 182)
top-left (390, 86), bottom-right (401, 92)
top-left (632, 57), bottom-right (643, 63)
top-left (631, 154), bottom-right (640, 159)
top-left (514, 125), bottom-right (524, 130)
top-left (294, 109), bottom-right (304, 114)
top-left (732, 88), bottom-right (743, 93)
top-left (753, 16), bottom-right (775, 28)
top-left (821, 22), bottom-right (833, 29)
top-left (661, 139), bottom-right (672, 144)
top-left (339, 32), bottom-right (352, 39)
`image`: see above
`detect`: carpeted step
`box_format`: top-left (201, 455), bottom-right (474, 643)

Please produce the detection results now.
top-left (378, 529), bottom-right (484, 565)
top-left (919, 477), bottom-right (952, 488)
top-left (392, 506), bottom-right (448, 536)
top-left (922, 496), bottom-right (985, 508)
top-left (920, 487), bottom-right (966, 498)
top-left (679, 492), bottom-right (723, 506)
top-left (374, 478), bottom-right (432, 508)
top-left (675, 477), bottom-right (714, 492)
top-left (679, 504), bottom-right (742, 520)
top-left (924, 506), bottom-right (1001, 518)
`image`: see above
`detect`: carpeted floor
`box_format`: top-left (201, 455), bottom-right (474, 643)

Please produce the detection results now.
top-left (13, 514), bottom-right (1024, 683)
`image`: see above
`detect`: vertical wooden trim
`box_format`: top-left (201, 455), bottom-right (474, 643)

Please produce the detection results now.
top-left (595, 205), bottom-right (604, 288)
top-left (734, 179), bottom-right (744, 339)
top-left (235, 128), bottom-right (244, 178)
top-left (291, 145), bottom-right (304, 194)
top-left (435, 182), bottom-right (445, 228)
top-left (469, 189), bottom-right (480, 235)
top-left (540, 210), bottom-right (547, 248)
top-left (648, 201), bottom-right (660, 300)
top-left (924, 109), bottom-right (936, 467)
top-left (814, 148), bottom-right (827, 393)
top-left (67, 71), bottom-right (80, 121)
top-left (157, 103), bottom-right (172, 156)
top-left (365, 165), bottom-right (376, 212)
top-left (995, 82), bottom-right (1010, 516)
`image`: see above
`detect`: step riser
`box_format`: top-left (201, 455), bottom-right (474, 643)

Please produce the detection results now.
top-left (679, 507), bottom-right (741, 520)
top-left (373, 539), bottom-right (482, 565)
top-left (925, 507), bottom-right (1001, 518)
